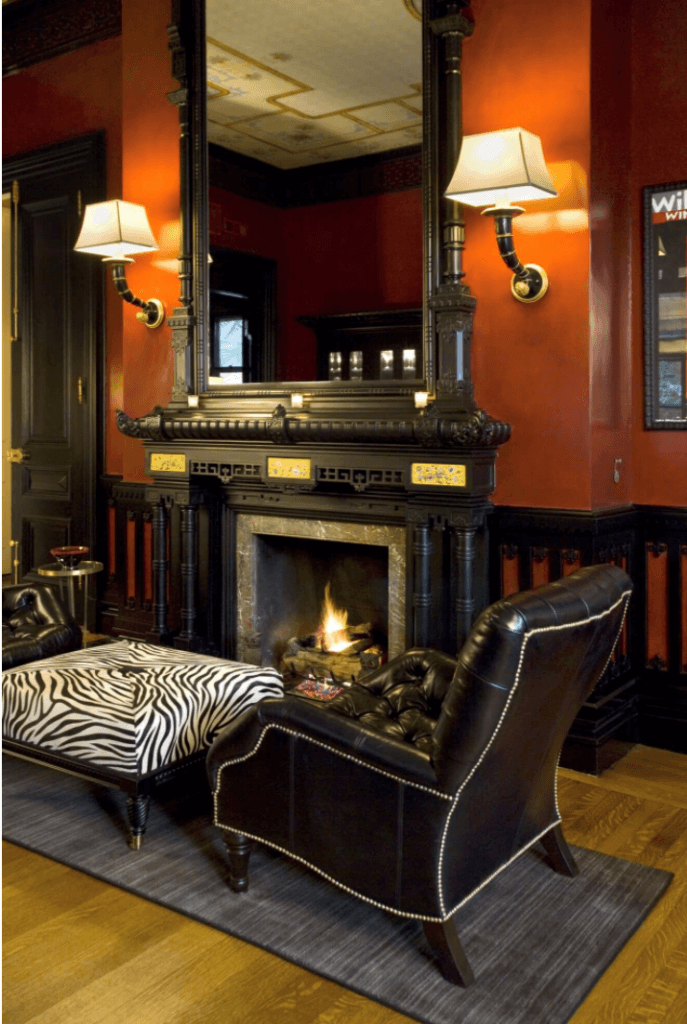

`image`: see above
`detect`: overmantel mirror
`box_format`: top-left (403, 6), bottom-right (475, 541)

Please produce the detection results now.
top-left (118, 0), bottom-right (510, 449)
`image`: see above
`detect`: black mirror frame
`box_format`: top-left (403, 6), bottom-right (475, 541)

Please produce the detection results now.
top-left (643, 179), bottom-right (687, 430)
top-left (117, 0), bottom-right (511, 451)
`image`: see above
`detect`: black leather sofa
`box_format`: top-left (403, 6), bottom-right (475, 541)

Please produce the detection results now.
top-left (207, 564), bottom-right (633, 985)
top-left (2, 583), bottom-right (82, 669)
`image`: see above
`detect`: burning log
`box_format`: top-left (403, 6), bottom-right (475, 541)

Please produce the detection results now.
top-left (281, 583), bottom-right (386, 683)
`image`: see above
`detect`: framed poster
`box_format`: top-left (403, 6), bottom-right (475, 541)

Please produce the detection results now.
top-left (643, 181), bottom-right (687, 428)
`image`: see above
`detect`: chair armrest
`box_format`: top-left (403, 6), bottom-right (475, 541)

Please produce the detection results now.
top-left (207, 694), bottom-right (442, 792)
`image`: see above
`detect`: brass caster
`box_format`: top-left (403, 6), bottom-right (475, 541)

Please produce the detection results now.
top-left (128, 833), bottom-right (143, 851)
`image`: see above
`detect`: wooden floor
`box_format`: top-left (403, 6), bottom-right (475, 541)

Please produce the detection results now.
top-left (3, 744), bottom-right (687, 1024)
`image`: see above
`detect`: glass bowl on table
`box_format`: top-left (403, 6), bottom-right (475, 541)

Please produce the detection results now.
top-left (50, 546), bottom-right (89, 570)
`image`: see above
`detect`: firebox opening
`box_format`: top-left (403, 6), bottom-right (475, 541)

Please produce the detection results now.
top-left (254, 535), bottom-right (389, 672)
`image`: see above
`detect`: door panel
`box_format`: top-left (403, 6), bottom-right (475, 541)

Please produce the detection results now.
top-left (22, 515), bottom-right (72, 573)
top-left (3, 134), bottom-right (105, 580)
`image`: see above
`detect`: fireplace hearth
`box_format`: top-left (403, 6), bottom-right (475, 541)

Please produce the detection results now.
top-left (235, 514), bottom-right (407, 671)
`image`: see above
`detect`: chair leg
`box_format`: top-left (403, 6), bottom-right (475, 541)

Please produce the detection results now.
top-left (541, 824), bottom-right (579, 877)
top-left (222, 830), bottom-right (253, 892)
top-left (126, 794), bottom-right (150, 850)
top-left (423, 918), bottom-right (475, 987)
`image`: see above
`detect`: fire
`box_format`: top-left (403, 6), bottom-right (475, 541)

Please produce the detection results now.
top-left (318, 582), bottom-right (352, 652)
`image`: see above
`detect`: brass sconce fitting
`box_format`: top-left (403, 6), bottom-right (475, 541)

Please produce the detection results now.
top-left (481, 205), bottom-right (549, 303)
top-left (106, 258), bottom-right (165, 328)
top-left (445, 127), bottom-right (557, 304)
top-left (74, 200), bottom-right (165, 329)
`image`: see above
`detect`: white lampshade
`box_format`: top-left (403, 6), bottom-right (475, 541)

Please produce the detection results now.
top-left (445, 128), bottom-right (558, 207)
top-left (74, 200), bottom-right (159, 258)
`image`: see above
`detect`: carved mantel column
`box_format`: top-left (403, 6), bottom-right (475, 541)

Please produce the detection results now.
top-left (424, 0), bottom-right (476, 409)
top-left (146, 495), bottom-right (171, 644)
top-left (176, 496), bottom-right (203, 651)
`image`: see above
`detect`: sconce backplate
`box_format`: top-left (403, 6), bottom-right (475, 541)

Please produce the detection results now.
top-left (511, 264), bottom-right (549, 304)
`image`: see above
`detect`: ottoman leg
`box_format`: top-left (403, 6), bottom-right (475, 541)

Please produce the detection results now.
top-left (126, 794), bottom-right (151, 850)
top-left (222, 830), bottom-right (253, 892)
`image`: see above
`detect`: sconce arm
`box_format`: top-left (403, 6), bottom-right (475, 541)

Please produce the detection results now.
top-left (105, 258), bottom-right (165, 328)
top-left (482, 206), bottom-right (549, 304)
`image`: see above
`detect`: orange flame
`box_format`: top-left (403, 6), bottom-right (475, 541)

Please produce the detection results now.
top-left (319, 582), bottom-right (352, 652)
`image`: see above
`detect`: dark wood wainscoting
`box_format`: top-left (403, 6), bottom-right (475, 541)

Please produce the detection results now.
top-left (489, 505), bottom-right (687, 771)
top-left (99, 484), bottom-right (686, 771)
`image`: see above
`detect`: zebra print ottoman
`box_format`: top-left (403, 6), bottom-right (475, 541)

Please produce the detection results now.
top-left (2, 639), bottom-right (283, 848)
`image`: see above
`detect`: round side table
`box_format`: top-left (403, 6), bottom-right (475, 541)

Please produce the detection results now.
top-left (37, 560), bottom-right (104, 634)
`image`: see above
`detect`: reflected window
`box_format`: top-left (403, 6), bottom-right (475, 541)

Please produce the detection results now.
top-left (210, 249), bottom-right (277, 385)
top-left (214, 316), bottom-right (247, 383)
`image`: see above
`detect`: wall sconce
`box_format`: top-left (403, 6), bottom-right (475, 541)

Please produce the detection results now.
top-left (74, 200), bottom-right (165, 327)
top-left (290, 392), bottom-right (305, 410)
top-left (445, 127), bottom-right (558, 303)
top-left (414, 391), bottom-right (430, 409)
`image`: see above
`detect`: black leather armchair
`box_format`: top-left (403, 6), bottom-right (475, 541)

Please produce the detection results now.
top-left (207, 564), bottom-right (632, 986)
top-left (2, 583), bottom-right (82, 669)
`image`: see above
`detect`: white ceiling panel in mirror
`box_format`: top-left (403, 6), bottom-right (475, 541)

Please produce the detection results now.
top-left (206, 0), bottom-right (423, 170)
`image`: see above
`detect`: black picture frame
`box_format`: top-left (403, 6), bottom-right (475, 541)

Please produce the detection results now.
top-left (643, 180), bottom-right (687, 429)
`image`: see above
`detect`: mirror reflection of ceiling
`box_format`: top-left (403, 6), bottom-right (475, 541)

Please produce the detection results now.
top-left (206, 0), bottom-right (423, 170)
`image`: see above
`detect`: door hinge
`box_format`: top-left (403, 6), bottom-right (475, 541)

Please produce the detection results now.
top-left (77, 375), bottom-right (84, 404)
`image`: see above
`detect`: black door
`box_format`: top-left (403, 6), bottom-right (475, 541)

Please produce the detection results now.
top-left (3, 134), bottom-right (105, 580)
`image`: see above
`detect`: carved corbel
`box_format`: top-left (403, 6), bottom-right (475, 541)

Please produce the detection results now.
top-left (267, 405), bottom-right (295, 445)
top-left (116, 406), bottom-right (167, 441)
top-left (444, 409), bottom-right (511, 448)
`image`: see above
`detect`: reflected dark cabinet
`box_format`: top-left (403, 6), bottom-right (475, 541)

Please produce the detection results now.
top-left (298, 309), bottom-right (422, 382)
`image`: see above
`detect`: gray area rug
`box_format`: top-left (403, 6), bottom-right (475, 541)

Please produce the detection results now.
top-left (2, 755), bottom-right (673, 1024)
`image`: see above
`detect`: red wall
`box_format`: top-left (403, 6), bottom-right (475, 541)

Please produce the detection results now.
top-left (119, 0), bottom-right (181, 483)
top-left (588, 0), bottom-right (634, 510)
top-left (210, 185), bottom-right (423, 380)
top-left (5, 0), bottom-right (684, 504)
top-left (2, 0), bottom-right (180, 485)
top-left (2, 36), bottom-right (124, 478)
top-left (462, 0), bottom-right (593, 509)
top-left (629, 0), bottom-right (687, 506)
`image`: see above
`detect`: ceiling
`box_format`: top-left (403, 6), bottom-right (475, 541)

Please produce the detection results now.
top-left (206, 0), bottom-right (423, 170)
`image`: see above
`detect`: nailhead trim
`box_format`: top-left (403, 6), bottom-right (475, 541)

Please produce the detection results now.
top-left (214, 723), bottom-right (451, 799)
top-left (436, 589), bottom-right (632, 917)
top-left (444, 821), bottom-right (564, 919)
top-left (213, 589), bottom-right (632, 925)
top-left (214, 819), bottom-right (446, 923)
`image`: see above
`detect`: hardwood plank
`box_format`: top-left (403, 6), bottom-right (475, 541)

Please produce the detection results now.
top-left (3, 879), bottom-right (187, 1023)
top-left (3, 846), bottom-right (111, 942)
top-left (3, 745), bottom-right (687, 1024)
top-left (559, 747), bottom-right (687, 810)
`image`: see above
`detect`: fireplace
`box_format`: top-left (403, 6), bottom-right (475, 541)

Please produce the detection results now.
top-left (235, 514), bottom-right (407, 670)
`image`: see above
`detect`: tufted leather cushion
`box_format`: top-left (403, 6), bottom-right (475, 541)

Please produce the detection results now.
top-left (208, 564), bottom-right (633, 926)
top-left (2, 584), bottom-right (82, 669)
top-left (321, 648), bottom-right (458, 754)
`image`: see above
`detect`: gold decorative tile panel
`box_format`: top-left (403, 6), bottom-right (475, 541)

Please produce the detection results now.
top-left (150, 453), bottom-right (187, 473)
top-left (411, 463), bottom-right (466, 487)
top-left (267, 457), bottom-right (311, 480)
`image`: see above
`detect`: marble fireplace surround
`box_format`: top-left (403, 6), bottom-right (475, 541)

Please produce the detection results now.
top-left (235, 514), bottom-right (407, 668)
